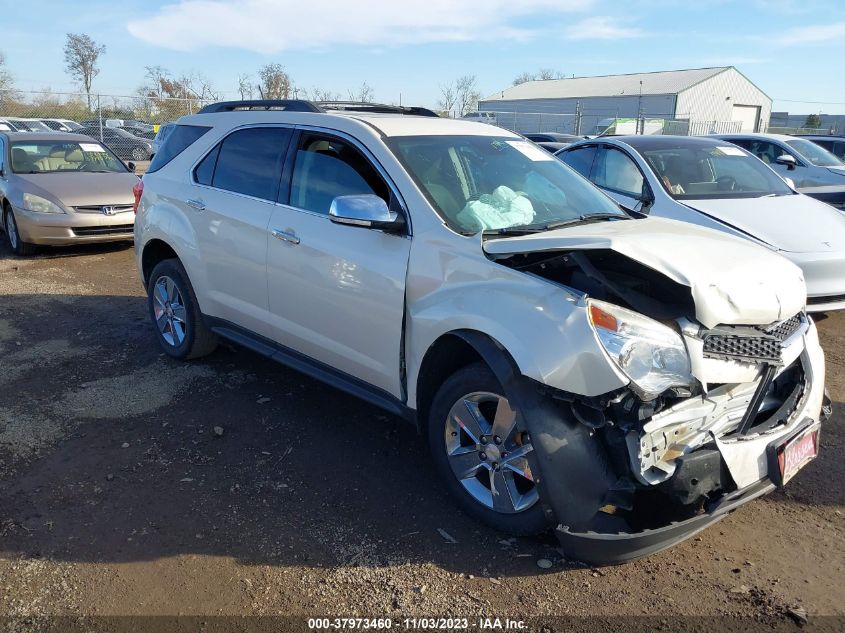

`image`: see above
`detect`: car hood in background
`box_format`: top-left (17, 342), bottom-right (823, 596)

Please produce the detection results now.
top-left (683, 194), bottom-right (845, 253)
top-left (482, 216), bottom-right (806, 328)
top-left (17, 172), bottom-right (139, 207)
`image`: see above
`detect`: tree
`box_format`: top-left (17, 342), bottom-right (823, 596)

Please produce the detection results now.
top-left (305, 87), bottom-right (341, 102)
top-left (0, 51), bottom-right (12, 92)
top-left (512, 68), bottom-right (565, 86)
top-left (437, 82), bottom-right (458, 115)
top-left (136, 66), bottom-right (218, 118)
top-left (63, 33), bottom-right (105, 110)
top-left (804, 113), bottom-right (822, 129)
top-left (258, 63), bottom-right (292, 99)
top-left (347, 81), bottom-right (374, 103)
top-left (455, 75), bottom-right (480, 116)
top-left (237, 74), bottom-right (254, 100)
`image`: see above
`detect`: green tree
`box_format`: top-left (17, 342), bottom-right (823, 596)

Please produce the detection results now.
top-left (804, 113), bottom-right (822, 129)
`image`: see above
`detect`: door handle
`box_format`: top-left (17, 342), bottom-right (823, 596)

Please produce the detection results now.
top-left (186, 198), bottom-right (206, 211)
top-left (271, 228), bottom-right (300, 245)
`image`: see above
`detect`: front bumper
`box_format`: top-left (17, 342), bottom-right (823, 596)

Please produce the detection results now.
top-left (12, 205), bottom-right (135, 245)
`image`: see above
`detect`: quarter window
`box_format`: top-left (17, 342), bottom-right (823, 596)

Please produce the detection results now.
top-left (593, 147), bottom-right (645, 197)
top-left (289, 133), bottom-right (389, 215)
top-left (210, 127), bottom-right (291, 201)
top-left (560, 145), bottom-right (597, 179)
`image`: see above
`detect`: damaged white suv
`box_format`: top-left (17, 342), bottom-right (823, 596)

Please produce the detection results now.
top-left (134, 100), bottom-right (829, 564)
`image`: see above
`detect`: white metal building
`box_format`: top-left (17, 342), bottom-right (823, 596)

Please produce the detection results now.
top-left (478, 67), bottom-right (772, 135)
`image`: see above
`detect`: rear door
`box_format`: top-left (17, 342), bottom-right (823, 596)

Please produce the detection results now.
top-left (266, 128), bottom-right (411, 398)
top-left (187, 125), bottom-right (293, 338)
top-left (559, 144), bottom-right (598, 179)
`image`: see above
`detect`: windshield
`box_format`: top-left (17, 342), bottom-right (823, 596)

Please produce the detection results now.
top-left (785, 138), bottom-right (844, 167)
top-left (386, 135), bottom-right (624, 233)
top-left (10, 141), bottom-right (127, 174)
top-left (641, 144), bottom-right (793, 200)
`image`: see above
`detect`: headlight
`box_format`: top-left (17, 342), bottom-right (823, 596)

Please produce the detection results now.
top-left (588, 299), bottom-right (693, 400)
top-left (22, 193), bottom-right (64, 214)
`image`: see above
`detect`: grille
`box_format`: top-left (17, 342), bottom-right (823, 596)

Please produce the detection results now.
top-left (702, 313), bottom-right (804, 364)
top-left (72, 224), bottom-right (134, 237)
top-left (808, 294), bottom-right (845, 306)
top-left (74, 204), bottom-right (134, 215)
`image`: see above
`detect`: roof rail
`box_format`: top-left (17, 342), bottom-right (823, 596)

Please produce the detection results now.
top-left (197, 100), bottom-right (323, 114)
top-left (317, 101), bottom-right (440, 117)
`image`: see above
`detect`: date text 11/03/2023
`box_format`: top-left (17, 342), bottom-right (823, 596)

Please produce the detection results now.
top-left (307, 617), bottom-right (527, 629)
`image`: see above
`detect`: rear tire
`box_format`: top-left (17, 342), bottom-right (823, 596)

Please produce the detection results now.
top-left (427, 362), bottom-right (548, 536)
top-left (4, 207), bottom-right (36, 256)
top-left (147, 259), bottom-right (217, 360)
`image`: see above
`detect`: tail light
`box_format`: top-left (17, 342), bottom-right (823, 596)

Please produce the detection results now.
top-left (132, 178), bottom-right (144, 214)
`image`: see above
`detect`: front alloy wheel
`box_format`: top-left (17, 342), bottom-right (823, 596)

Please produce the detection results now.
top-left (428, 363), bottom-right (547, 535)
top-left (445, 392), bottom-right (538, 514)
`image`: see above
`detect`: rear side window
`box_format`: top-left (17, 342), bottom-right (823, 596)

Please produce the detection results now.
top-left (147, 124), bottom-right (210, 173)
top-left (209, 127), bottom-right (291, 201)
top-left (561, 145), bottom-right (597, 178)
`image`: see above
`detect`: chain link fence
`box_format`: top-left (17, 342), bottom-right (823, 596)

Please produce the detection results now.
top-left (0, 90), bottom-right (214, 162)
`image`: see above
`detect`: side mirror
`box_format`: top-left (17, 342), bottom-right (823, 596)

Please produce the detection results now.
top-left (776, 154), bottom-right (797, 170)
top-left (126, 161), bottom-right (136, 173)
top-left (329, 194), bottom-right (404, 231)
top-left (782, 176), bottom-right (796, 189)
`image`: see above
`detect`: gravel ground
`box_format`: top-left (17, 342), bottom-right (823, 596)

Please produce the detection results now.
top-left (0, 239), bottom-right (842, 631)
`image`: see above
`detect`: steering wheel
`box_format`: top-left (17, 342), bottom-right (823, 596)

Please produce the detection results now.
top-left (716, 175), bottom-right (737, 191)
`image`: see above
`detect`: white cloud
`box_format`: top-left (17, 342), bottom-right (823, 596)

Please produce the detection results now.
top-left (779, 22), bottom-right (845, 45)
top-left (564, 17), bottom-right (645, 40)
top-left (127, 0), bottom-right (595, 53)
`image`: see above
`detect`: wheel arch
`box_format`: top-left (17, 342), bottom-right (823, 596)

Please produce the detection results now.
top-left (415, 329), bottom-right (523, 433)
top-left (141, 238), bottom-right (180, 286)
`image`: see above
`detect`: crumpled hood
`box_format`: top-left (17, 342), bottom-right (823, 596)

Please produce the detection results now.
top-left (683, 193), bottom-right (845, 253)
top-left (17, 172), bottom-right (138, 209)
top-left (483, 217), bottom-right (806, 328)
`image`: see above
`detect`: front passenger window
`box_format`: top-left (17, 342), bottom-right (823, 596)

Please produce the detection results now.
top-left (289, 133), bottom-right (389, 215)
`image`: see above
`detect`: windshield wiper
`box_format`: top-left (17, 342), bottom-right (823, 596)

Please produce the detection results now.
top-left (540, 213), bottom-right (628, 230)
top-left (482, 226), bottom-right (546, 236)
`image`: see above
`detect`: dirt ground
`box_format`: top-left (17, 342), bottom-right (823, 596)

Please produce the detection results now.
top-left (0, 238), bottom-right (842, 631)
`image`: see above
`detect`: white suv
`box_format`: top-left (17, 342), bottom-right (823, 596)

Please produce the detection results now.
top-left (134, 100), bottom-right (828, 564)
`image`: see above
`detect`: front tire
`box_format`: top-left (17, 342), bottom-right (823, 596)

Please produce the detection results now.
top-left (131, 147), bottom-right (148, 161)
top-left (427, 362), bottom-right (548, 535)
top-left (4, 207), bottom-right (36, 256)
top-left (147, 259), bottom-right (217, 360)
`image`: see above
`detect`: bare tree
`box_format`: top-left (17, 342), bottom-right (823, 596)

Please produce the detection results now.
top-left (305, 87), bottom-right (341, 102)
top-left (63, 33), bottom-right (105, 110)
top-left (512, 68), bottom-right (565, 86)
top-left (237, 74), bottom-right (254, 100)
top-left (0, 51), bottom-right (12, 92)
top-left (258, 63), bottom-right (292, 99)
top-left (347, 81), bottom-right (374, 103)
top-left (455, 75), bottom-right (480, 116)
top-left (437, 81), bottom-right (458, 116)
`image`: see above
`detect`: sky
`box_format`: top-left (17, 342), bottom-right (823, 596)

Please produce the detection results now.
top-left (2, 0), bottom-right (845, 114)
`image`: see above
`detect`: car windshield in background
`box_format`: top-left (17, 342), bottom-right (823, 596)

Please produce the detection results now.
top-left (641, 145), bottom-right (793, 200)
top-left (785, 138), bottom-right (845, 167)
top-left (10, 141), bottom-right (127, 174)
top-left (386, 135), bottom-right (624, 233)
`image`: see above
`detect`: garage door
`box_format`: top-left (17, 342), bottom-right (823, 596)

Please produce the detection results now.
top-left (731, 105), bottom-right (761, 132)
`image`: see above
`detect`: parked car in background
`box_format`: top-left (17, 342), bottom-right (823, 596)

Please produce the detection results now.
top-left (795, 135), bottom-right (845, 161)
top-left (461, 111), bottom-right (497, 125)
top-left (120, 125), bottom-right (156, 140)
top-left (6, 118), bottom-right (53, 133)
top-left (535, 141), bottom-right (572, 154)
top-left (0, 132), bottom-right (139, 255)
top-left (524, 132), bottom-right (585, 144)
top-left (40, 119), bottom-right (83, 132)
top-left (557, 135), bottom-right (845, 311)
top-left (150, 122), bottom-right (175, 156)
top-left (133, 100), bottom-right (828, 564)
top-left (0, 118), bottom-right (21, 132)
top-left (715, 133), bottom-right (845, 186)
top-left (76, 125), bottom-right (153, 161)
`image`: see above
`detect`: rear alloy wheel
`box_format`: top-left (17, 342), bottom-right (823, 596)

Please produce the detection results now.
top-left (131, 147), bottom-right (148, 161)
top-left (147, 259), bottom-right (217, 360)
top-left (428, 363), bottom-right (547, 535)
top-left (4, 208), bottom-right (35, 256)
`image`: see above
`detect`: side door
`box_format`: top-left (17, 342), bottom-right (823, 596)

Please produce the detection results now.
top-left (186, 125), bottom-right (292, 338)
top-left (266, 129), bottom-right (411, 399)
top-left (590, 145), bottom-right (648, 209)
